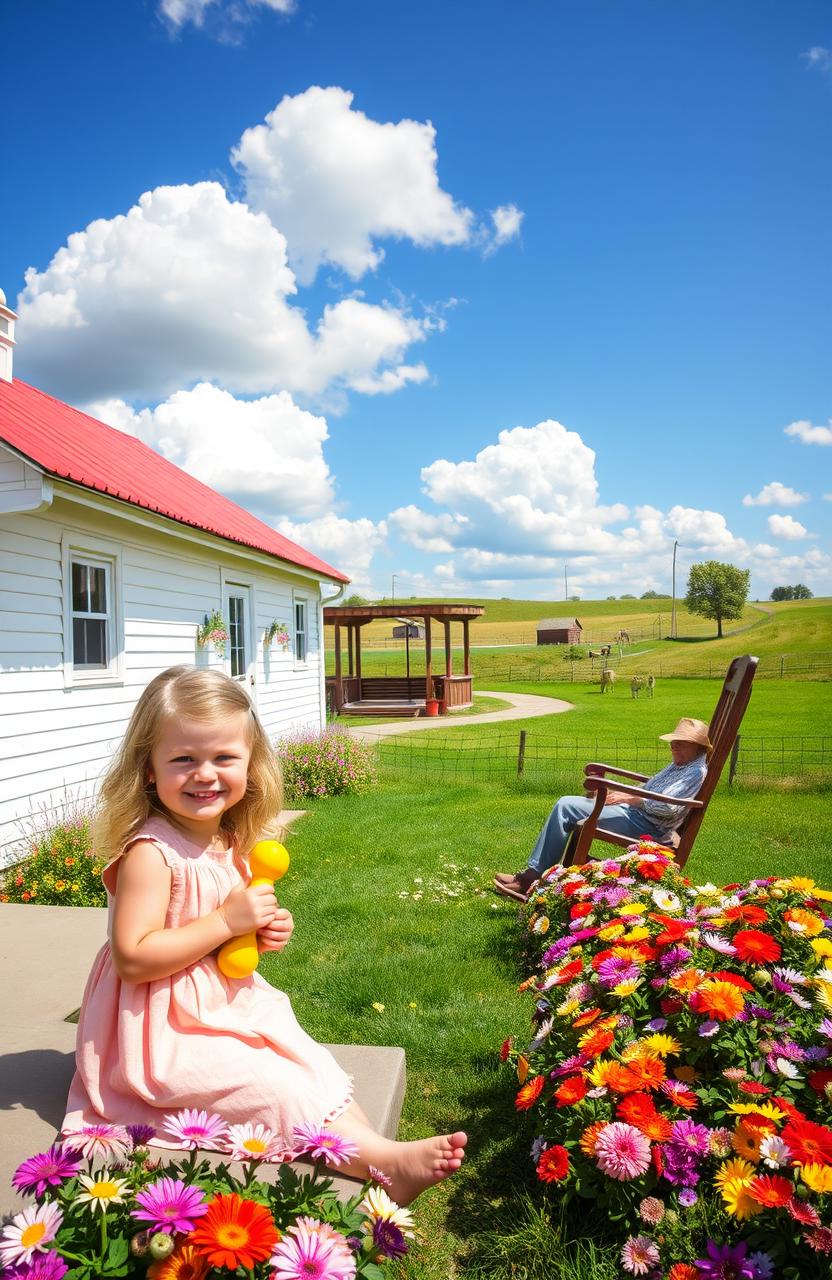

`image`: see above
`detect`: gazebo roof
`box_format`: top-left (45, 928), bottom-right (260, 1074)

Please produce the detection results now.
top-left (324, 603), bottom-right (484, 624)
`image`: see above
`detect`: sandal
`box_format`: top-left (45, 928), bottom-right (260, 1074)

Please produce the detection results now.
top-left (492, 877), bottom-right (531, 903)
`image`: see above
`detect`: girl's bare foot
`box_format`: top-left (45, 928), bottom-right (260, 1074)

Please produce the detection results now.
top-left (385, 1131), bottom-right (467, 1206)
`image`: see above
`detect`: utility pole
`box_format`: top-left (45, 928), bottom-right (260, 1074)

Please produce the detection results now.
top-left (391, 574), bottom-right (397, 604)
top-left (670, 541), bottom-right (678, 639)
top-left (564, 564), bottom-right (568, 601)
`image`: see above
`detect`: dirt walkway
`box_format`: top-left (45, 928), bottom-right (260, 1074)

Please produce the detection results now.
top-left (346, 689), bottom-right (574, 742)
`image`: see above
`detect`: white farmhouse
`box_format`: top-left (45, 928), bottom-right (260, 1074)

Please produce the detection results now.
top-left (0, 291), bottom-right (348, 860)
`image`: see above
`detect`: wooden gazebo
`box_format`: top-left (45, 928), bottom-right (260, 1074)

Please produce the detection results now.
top-left (324, 603), bottom-right (484, 716)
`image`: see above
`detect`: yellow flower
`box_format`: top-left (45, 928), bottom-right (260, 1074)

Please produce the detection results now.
top-left (556, 997), bottom-right (580, 1017)
top-left (639, 1033), bottom-right (682, 1058)
top-left (817, 985), bottom-right (832, 1012)
top-left (779, 876), bottom-right (815, 891)
top-left (597, 923), bottom-right (625, 940)
top-left (619, 903), bottom-right (646, 916)
top-left (621, 926), bottom-right (651, 942)
top-left (801, 1164), bottom-right (832, 1194)
top-left (812, 887), bottom-right (832, 902)
top-left (532, 915), bottom-right (550, 935)
top-left (588, 1059), bottom-right (618, 1088)
top-left (71, 881), bottom-right (80, 892)
top-left (611, 945), bottom-right (646, 963)
top-left (714, 1157), bottom-right (755, 1189)
top-left (408, 1001), bottom-right (417, 1008)
top-left (612, 978), bottom-right (642, 997)
top-left (371, 1002), bottom-right (385, 1014)
top-left (811, 939), bottom-right (832, 958)
top-left (720, 1177), bottom-right (763, 1220)
top-left (727, 1101), bottom-right (786, 1122)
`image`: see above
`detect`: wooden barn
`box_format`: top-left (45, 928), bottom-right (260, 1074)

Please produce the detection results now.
top-left (391, 620), bottom-right (425, 639)
top-left (536, 616), bottom-right (583, 645)
top-left (0, 291), bottom-right (349, 861)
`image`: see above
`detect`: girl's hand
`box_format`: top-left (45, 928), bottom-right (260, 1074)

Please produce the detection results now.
top-left (219, 883), bottom-right (277, 935)
top-left (258, 908), bottom-right (294, 953)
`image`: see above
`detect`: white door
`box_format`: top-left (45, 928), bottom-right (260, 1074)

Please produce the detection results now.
top-left (224, 583), bottom-right (255, 693)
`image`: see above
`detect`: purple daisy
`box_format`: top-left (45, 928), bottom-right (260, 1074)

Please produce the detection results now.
top-left (126, 1124), bottom-right (156, 1146)
top-left (160, 1108), bottom-right (228, 1149)
top-left (597, 956), bottom-right (640, 987)
top-left (678, 1187), bottom-right (698, 1207)
top-left (659, 946), bottom-right (691, 971)
top-left (372, 1219), bottom-right (409, 1260)
top-left (661, 1145), bottom-right (700, 1188)
top-left (12, 1147), bottom-right (81, 1198)
top-left (292, 1123), bottom-right (360, 1167)
top-left (131, 1177), bottom-right (209, 1234)
top-left (695, 1239), bottom-right (756, 1279)
top-left (669, 1119), bottom-right (710, 1156)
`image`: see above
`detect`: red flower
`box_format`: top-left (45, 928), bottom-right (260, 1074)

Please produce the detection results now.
top-left (809, 1070), bottom-right (832, 1095)
top-left (190, 1194), bottom-right (278, 1270)
top-left (707, 970), bottom-right (755, 992)
top-left (570, 902), bottom-right (593, 919)
top-left (732, 929), bottom-right (782, 964)
top-left (660, 997), bottom-right (684, 1016)
top-left (499, 1038), bottom-right (512, 1062)
top-left (771, 1095), bottom-right (806, 1123)
top-left (515, 1075), bottom-right (546, 1110)
top-left (552, 959), bottom-right (584, 986)
top-left (562, 881), bottom-right (583, 897)
top-left (725, 904), bottom-right (768, 925)
top-left (738, 1082), bottom-right (771, 1096)
top-left (788, 1197), bottom-right (822, 1227)
top-left (781, 1118), bottom-right (832, 1166)
top-left (749, 1175), bottom-right (793, 1207)
top-left (555, 1076), bottom-right (587, 1108)
top-left (637, 859), bottom-right (667, 880)
top-left (537, 1145), bottom-right (569, 1182)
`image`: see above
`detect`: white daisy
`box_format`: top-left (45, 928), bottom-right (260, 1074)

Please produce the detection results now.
top-left (0, 1202), bottom-right (63, 1267)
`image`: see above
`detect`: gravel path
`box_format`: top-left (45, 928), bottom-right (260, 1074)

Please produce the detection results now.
top-left (346, 689), bottom-right (574, 742)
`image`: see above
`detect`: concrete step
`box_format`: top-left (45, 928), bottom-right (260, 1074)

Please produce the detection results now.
top-left (0, 901), bottom-right (405, 1208)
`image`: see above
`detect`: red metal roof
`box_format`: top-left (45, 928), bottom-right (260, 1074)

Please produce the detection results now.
top-left (0, 378), bottom-right (349, 583)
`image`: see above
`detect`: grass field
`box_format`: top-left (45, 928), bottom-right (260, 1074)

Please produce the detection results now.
top-left (266, 766), bottom-right (832, 1278)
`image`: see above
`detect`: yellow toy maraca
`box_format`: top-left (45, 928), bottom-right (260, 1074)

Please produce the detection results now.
top-left (217, 839), bottom-right (290, 979)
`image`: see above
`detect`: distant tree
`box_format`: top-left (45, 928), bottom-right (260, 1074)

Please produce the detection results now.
top-left (793, 583), bottom-right (814, 599)
top-left (563, 644), bottom-right (585, 661)
top-left (685, 561), bottom-right (750, 639)
top-left (569, 594), bottom-right (581, 601)
top-left (640, 590), bottom-right (671, 600)
top-left (606, 595), bottom-right (617, 600)
top-left (620, 593), bottom-right (636, 599)
top-left (770, 586), bottom-right (793, 601)
top-left (343, 593), bottom-right (370, 606)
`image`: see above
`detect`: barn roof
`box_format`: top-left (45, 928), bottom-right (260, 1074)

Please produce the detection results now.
top-left (536, 616), bottom-right (582, 629)
top-left (0, 377), bottom-right (348, 583)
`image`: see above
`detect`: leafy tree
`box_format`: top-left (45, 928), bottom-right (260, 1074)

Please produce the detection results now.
top-left (640, 590), bottom-right (671, 599)
top-left (343, 593), bottom-right (370, 606)
top-left (793, 583), bottom-right (814, 599)
top-left (685, 561), bottom-right (750, 638)
top-left (620, 593), bottom-right (636, 599)
top-left (770, 586), bottom-right (793, 601)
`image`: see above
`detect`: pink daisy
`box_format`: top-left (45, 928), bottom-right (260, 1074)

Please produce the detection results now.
top-left (594, 1123), bottom-right (652, 1181)
top-left (131, 1177), bottom-right (209, 1234)
top-left (225, 1122), bottom-right (284, 1163)
top-left (13, 1146), bottom-right (81, 1197)
top-left (621, 1234), bottom-right (660, 1275)
top-left (271, 1215), bottom-right (356, 1280)
top-left (0, 1201), bottom-right (64, 1268)
top-left (292, 1123), bottom-right (359, 1167)
top-left (368, 1165), bottom-right (393, 1188)
top-left (160, 1108), bottom-right (228, 1149)
top-left (62, 1123), bottom-right (131, 1161)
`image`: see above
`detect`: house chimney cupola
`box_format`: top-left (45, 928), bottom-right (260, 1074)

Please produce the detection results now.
top-left (0, 288), bottom-right (17, 383)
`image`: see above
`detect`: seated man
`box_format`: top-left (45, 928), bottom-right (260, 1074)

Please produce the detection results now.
top-left (494, 717), bottom-right (712, 901)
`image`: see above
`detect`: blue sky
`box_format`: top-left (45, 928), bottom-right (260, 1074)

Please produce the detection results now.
top-left (3, 0), bottom-right (830, 599)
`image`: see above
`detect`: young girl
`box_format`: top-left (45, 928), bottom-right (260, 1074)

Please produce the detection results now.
top-left (63, 665), bottom-right (466, 1205)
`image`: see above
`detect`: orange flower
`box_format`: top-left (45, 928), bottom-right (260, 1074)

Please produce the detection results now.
top-left (627, 1056), bottom-right (666, 1092)
top-left (669, 969), bottom-right (704, 994)
top-left (515, 1075), bottom-right (545, 1110)
top-left (190, 1194), bottom-right (279, 1271)
top-left (577, 1027), bottom-right (615, 1058)
top-left (555, 1076), bottom-right (587, 1108)
top-left (781, 1118), bottom-right (832, 1166)
top-left (668, 1266), bottom-right (699, 1280)
top-left (573, 1007), bottom-right (602, 1029)
top-left (749, 1174), bottom-right (793, 1208)
top-left (605, 1063), bottom-right (642, 1094)
top-left (148, 1244), bottom-right (211, 1280)
top-left (618, 1095), bottom-right (673, 1141)
top-left (731, 1124), bottom-right (762, 1164)
top-left (732, 929), bottom-right (781, 964)
top-left (783, 907), bottom-right (824, 936)
top-left (579, 1121), bottom-right (608, 1156)
top-left (725, 904), bottom-right (768, 925)
top-left (697, 980), bottom-right (745, 1022)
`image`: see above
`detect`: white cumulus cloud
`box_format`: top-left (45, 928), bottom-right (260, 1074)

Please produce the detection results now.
top-left (233, 86), bottom-right (474, 284)
top-left (742, 481), bottom-right (808, 507)
top-left (159, 0), bottom-right (295, 32)
top-left (16, 182), bottom-right (429, 404)
top-left (87, 383), bottom-right (334, 520)
top-left (278, 513), bottom-right (388, 596)
top-left (767, 513), bottom-right (811, 540)
top-left (803, 46), bottom-right (832, 72)
top-left (784, 419), bottom-right (832, 446)
top-left (483, 204), bottom-right (525, 255)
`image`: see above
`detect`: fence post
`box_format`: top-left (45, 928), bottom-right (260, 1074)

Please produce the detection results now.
top-left (517, 730), bottom-right (527, 777)
top-left (780, 656), bottom-right (784, 678)
top-left (728, 733), bottom-right (741, 786)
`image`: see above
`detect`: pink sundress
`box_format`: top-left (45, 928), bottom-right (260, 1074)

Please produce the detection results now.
top-left (63, 816), bottom-right (353, 1156)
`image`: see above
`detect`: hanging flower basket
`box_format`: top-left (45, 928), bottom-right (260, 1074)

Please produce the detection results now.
top-left (265, 620), bottom-right (290, 651)
top-left (196, 610), bottom-right (229, 658)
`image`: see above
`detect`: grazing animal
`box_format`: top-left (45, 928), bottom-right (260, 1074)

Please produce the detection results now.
top-left (601, 668), bottom-right (616, 693)
top-left (647, 674), bottom-right (656, 697)
top-left (589, 644), bottom-right (612, 659)
top-left (630, 674), bottom-right (645, 699)
top-left (615, 630), bottom-right (630, 644)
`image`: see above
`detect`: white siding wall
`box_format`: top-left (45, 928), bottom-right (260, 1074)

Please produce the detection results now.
top-left (0, 493), bottom-right (329, 861)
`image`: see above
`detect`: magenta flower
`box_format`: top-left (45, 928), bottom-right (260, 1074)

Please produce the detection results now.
top-left (271, 1215), bottom-right (357, 1280)
top-left (160, 1108), bottom-right (228, 1149)
top-left (368, 1165), bottom-right (392, 1188)
top-left (132, 1177), bottom-right (209, 1234)
top-left (2, 1255), bottom-right (69, 1280)
top-left (694, 1239), bottom-right (756, 1279)
top-left (126, 1124), bottom-right (156, 1146)
top-left (292, 1124), bottom-right (359, 1167)
top-left (12, 1146), bottom-right (81, 1197)
top-left (594, 1122), bottom-right (652, 1181)
top-left (620, 1234), bottom-right (660, 1275)
top-left (669, 1119), bottom-right (711, 1156)
top-left (372, 1219), bottom-right (408, 1260)
top-left (62, 1123), bottom-right (131, 1161)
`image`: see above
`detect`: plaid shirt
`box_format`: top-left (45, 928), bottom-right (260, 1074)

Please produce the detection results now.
top-left (639, 753), bottom-right (708, 836)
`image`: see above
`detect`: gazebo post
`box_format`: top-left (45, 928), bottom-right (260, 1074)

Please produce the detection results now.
top-left (355, 622), bottom-right (362, 697)
top-left (424, 612), bottom-right (433, 703)
top-left (444, 620), bottom-right (452, 676)
top-left (463, 618), bottom-right (471, 675)
top-left (334, 623), bottom-right (343, 711)
top-left (347, 625), bottom-right (354, 677)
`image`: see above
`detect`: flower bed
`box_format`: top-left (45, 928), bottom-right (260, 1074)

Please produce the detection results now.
top-left (0, 810), bottom-right (106, 908)
top-left (1, 1113), bottom-right (414, 1278)
top-left (275, 729), bottom-right (376, 801)
top-left (502, 843), bottom-right (832, 1278)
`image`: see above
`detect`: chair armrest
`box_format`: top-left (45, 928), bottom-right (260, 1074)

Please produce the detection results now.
top-left (584, 762), bottom-right (650, 783)
top-left (584, 777), bottom-right (703, 809)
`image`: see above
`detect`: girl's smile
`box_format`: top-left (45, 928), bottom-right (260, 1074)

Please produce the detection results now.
top-left (148, 713), bottom-right (252, 837)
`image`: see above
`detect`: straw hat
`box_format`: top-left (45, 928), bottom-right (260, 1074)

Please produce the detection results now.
top-left (659, 717), bottom-right (712, 751)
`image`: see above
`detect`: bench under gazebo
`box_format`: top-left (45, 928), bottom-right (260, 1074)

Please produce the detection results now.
top-left (324, 603), bottom-right (484, 716)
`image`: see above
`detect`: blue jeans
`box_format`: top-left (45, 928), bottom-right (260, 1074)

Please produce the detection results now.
top-left (527, 795), bottom-right (665, 876)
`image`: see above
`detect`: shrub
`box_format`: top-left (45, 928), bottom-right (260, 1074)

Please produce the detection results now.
top-left (0, 806), bottom-right (106, 907)
top-left (275, 727), bottom-right (376, 800)
top-left (503, 843), bottom-right (832, 1278)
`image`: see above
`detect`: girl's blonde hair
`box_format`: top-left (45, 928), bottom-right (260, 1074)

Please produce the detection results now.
top-left (94, 666), bottom-right (283, 859)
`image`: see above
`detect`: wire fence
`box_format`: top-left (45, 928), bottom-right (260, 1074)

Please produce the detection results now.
top-left (376, 731), bottom-right (832, 785)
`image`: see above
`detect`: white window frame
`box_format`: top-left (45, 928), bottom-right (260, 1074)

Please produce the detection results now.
top-left (221, 571), bottom-right (257, 694)
top-left (293, 592), bottom-right (309, 666)
top-left (62, 535), bottom-right (124, 688)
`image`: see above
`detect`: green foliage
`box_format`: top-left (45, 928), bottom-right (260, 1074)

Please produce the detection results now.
top-left (343, 592), bottom-right (371, 605)
top-left (1, 808), bottom-right (106, 906)
top-left (640, 590), bottom-right (670, 599)
top-left (562, 645), bottom-right (585, 661)
top-left (771, 584), bottom-right (814, 601)
top-left (684, 561), bottom-right (750, 638)
top-left (275, 727), bottom-right (377, 800)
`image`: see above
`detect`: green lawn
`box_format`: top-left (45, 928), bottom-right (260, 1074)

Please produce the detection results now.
top-left (263, 765), bottom-right (832, 1278)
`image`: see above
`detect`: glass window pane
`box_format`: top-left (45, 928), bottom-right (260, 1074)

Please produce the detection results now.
top-left (72, 562), bottom-right (89, 613)
top-left (228, 596), bottom-right (245, 678)
top-left (89, 565), bottom-right (107, 614)
top-left (72, 561), bottom-right (107, 614)
top-left (73, 617), bottom-right (107, 667)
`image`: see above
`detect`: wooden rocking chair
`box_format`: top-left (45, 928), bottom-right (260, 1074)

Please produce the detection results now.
top-left (563, 655), bottom-right (758, 870)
